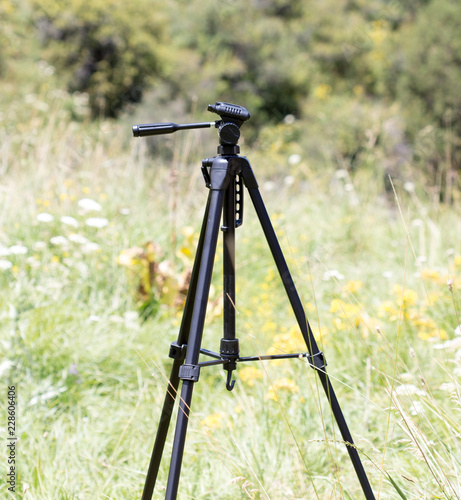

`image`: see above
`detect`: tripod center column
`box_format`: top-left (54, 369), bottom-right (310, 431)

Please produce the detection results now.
top-left (221, 174), bottom-right (239, 390)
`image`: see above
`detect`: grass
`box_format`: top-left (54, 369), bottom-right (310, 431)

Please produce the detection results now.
top-left (1, 56), bottom-right (461, 499)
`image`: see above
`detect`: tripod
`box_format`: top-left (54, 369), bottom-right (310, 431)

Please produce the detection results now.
top-left (133, 102), bottom-right (375, 499)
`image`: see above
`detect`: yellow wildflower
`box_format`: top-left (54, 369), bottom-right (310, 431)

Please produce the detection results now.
top-left (330, 299), bottom-right (361, 327)
top-left (421, 269), bottom-right (442, 283)
top-left (268, 326), bottom-right (301, 354)
top-left (378, 301), bottom-right (399, 321)
top-left (201, 412), bottom-right (224, 430)
top-left (343, 280), bottom-right (363, 294)
top-left (267, 378), bottom-right (299, 401)
top-left (392, 285), bottom-right (418, 308)
top-left (313, 83), bottom-right (332, 101)
top-left (239, 366), bottom-right (263, 387)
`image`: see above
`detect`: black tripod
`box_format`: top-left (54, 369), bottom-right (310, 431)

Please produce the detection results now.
top-left (133, 102), bottom-right (375, 499)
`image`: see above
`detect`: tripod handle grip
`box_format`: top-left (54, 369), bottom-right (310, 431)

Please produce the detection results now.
top-left (132, 122), bottom-right (179, 137)
top-left (132, 121), bottom-right (215, 137)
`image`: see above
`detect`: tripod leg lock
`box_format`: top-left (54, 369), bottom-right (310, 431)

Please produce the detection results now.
top-left (169, 342), bottom-right (187, 361)
top-left (179, 364), bottom-right (201, 382)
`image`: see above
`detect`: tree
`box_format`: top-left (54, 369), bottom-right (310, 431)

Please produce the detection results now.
top-left (395, 0), bottom-right (461, 200)
top-left (32, 0), bottom-right (169, 117)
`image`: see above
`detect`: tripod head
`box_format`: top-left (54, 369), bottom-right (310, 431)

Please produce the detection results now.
top-left (132, 102), bottom-right (250, 152)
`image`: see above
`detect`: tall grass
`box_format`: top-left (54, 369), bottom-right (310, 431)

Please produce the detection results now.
top-left (1, 82), bottom-right (460, 500)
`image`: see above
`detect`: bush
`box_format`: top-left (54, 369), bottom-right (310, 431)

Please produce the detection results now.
top-left (31, 0), bottom-right (169, 118)
top-left (394, 0), bottom-right (461, 200)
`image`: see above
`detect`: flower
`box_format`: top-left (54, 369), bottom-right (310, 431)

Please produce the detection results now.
top-left (78, 198), bottom-right (102, 212)
top-left (0, 259), bottom-right (13, 270)
top-left (201, 412), bottom-right (225, 430)
top-left (394, 383), bottom-right (426, 396)
top-left (36, 212), bottom-right (54, 222)
top-left (9, 245), bottom-right (28, 255)
top-left (378, 300), bottom-right (399, 321)
top-left (410, 401), bottom-right (425, 416)
top-left (50, 236), bottom-right (69, 246)
top-left (80, 242), bottom-right (100, 253)
top-left (343, 280), bottom-right (363, 294)
top-left (392, 285), bottom-right (418, 308)
top-left (323, 270), bottom-right (344, 281)
top-left (288, 154), bottom-right (302, 166)
top-left (85, 217), bottom-right (109, 228)
top-left (238, 366), bottom-right (263, 387)
top-left (68, 234), bottom-right (90, 245)
top-left (313, 83), bottom-right (332, 100)
top-left (267, 378), bottom-right (299, 401)
top-left (60, 216), bottom-right (79, 228)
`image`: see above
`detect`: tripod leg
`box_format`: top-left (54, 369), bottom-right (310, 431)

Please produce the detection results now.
top-left (141, 194), bottom-right (212, 500)
top-left (246, 186), bottom-right (375, 499)
top-left (165, 187), bottom-right (226, 500)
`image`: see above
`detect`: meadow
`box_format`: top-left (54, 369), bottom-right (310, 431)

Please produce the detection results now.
top-left (1, 58), bottom-right (461, 500)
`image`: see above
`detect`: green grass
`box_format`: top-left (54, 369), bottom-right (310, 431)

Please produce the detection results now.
top-left (1, 58), bottom-right (461, 499)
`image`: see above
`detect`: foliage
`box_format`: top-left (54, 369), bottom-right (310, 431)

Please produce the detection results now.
top-left (7, 0), bottom-right (457, 196)
top-left (393, 0), bottom-right (461, 201)
top-left (30, 0), bottom-right (169, 117)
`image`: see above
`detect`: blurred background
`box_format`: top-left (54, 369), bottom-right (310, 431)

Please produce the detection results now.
top-left (3, 0), bottom-right (461, 199)
top-left (1, 1), bottom-right (461, 499)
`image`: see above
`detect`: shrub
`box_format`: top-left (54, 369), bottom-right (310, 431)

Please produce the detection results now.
top-left (394, 0), bottom-right (461, 200)
top-left (31, 0), bottom-right (169, 118)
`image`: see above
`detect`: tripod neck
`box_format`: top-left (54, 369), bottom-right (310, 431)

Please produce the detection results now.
top-left (217, 144), bottom-right (240, 155)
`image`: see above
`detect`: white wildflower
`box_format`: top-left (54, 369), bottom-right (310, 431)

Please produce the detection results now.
top-left (124, 311), bottom-right (139, 328)
top-left (0, 359), bottom-right (13, 377)
top-left (394, 384), bottom-right (427, 396)
top-left (409, 401), bottom-right (424, 416)
top-left (283, 114), bottom-right (295, 124)
top-left (288, 154), bottom-right (302, 166)
top-left (85, 217), bottom-right (109, 228)
top-left (455, 325), bottom-right (461, 336)
top-left (68, 234), bottom-right (89, 245)
top-left (0, 246), bottom-right (10, 256)
top-left (60, 216), bottom-right (79, 228)
top-left (322, 270), bottom-right (345, 281)
top-left (439, 382), bottom-right (456, 393)
top-left (78, 198), bottom-right (102, 212)
top-left (32, 241), bottom-right (47, 251)
top-left (119, 208), bottom-right (130, 215)
top-left (0, 259), bottom-right (13, 270)
top-left (50, 236), bottom-right (69, 246)
top-left (80, 242), bottom-right (100, 253)
top-left (284, 175), bottom-right (295, 186)
top-left (37, 212), bottom-right (54, 222)
top-left (9, 245), bottom-right (28, 255)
